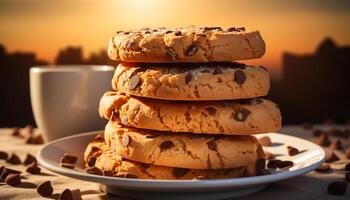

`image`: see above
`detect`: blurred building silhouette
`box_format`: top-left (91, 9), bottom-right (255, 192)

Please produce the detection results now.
top-left (269, 38), bottom-right (350, 124)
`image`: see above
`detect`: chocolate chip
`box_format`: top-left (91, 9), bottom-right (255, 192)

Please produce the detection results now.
top-left (103, 170), bottom-right (114, 177)
top-left (237, 27), bottom-right (246, 32)
top-left (315, 163), bottom-right (331, 173)
top-left (327, 181), bottom-right (347, 195)
top-left (87, 156), bottom-right (97, 167)
top-left (61, 153), bottom-right (78, 164)
top-left (129, 75), bottom-right (140, 89)
top-left (203, 27), bottom-right (222, 31)
top-left (258, 136), bottom-right (271, 146)
top-left (165, 30), bottom-right (173, 34)
top-left (205, 107), bottom-right (217, 116)
top-left (325, 151), bottom-right (340, 163)
top-left (234, 70), bottom-right (246, 84)
top-left (0, 166), bottom-right (4, 175)
top-left (0, 168), bottom-right (20, 181)
top-left (227, 27), bottom-right (237, 32)
top-left (255, 159), bottom-right (266, 176)
top-left (23, 153), bottom-right (37, 165)
top-left (287, 146), bottom-right (299, 156)
top-left (26, 134), bottom-right (44, 144)
top-left (26, 162), bottom-right (41, 174)
top-left (264, 151), bottom-right (275, 160)
top-left (206, 140), bottom-right (217, 151)
top-left (277, 161), bottom-right (294, 169)
top-left (5, 174), bottom-right (21, 186)
top-left (172, 168), bottom-right (190, 178)
top-left (345, 173), bottom-right (350, 182)
top-left (185, 44), bottom-right (198, 56)
top-left (267, 159), bottom-right (282, 169)
top-left (196, 33), bottom-right (207, 38)
top-left (316, 133), bottom-right (330, 146)
top-left (37, 181), bottom-right (53, 197)
top-left (7, 153), bottom-right (21, 164)
top-left (174, 31), bottom-right (182, 36)
top-left (213, 67), bottom-right (223, 74)
top-left (233, 108), bottom-right (251, 121)
top-left (185, 73), bottom-right (193, 85)
top-left (60, 189), bottom-right (73, 200)
top-left (122, 135), bottom-right (131, 147)
top-left (160, 140), bottom-right (174, 150)
top-left (59, 163), bottom-right (75, 169)
top-left (329, 139), bottom-right (342, 150)
top-left (115, 172), bottom-right (138, 179)
top-left (145, 135), bottom-right (158, 139)
top-left (0, 151), bottom-right (8, 160)
top-left (11, 128), bottom-right (20, 137)
top-left (85, 167), bottom-right (103, 176)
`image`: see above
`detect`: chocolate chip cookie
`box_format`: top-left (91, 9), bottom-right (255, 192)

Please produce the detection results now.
top-left (112, 62), bottom-right (269, 100)
top-left (108, 26), bottom-right (265, 63)
top-left (99, 91), bottom-right (281, 135)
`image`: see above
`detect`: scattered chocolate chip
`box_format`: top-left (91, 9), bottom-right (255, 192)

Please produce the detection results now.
top-left (237, 27), bottom-right (246, 32)
top-left (255, 159), bottom-right (266, 176)
top-left (71, 189), bottom-right (82, 200)
top-left (327, 181), bottom-right (347, 196)
top-left (287, 146), bottom-right (299, 156)
top-left (227, 27), bottom-right (237, 32)
top-left (5, 174), bottom-right (21, 186)
top-left (302, 123), bottom-right (313, 130)
top-left (185, 72), bottom-right (193, 85)
top-left (185, 44), bottom-right (198, 56)
top-left (316, 133), bottom-right (330, 146)
top-left (60, 163), bottom-right (75, 169)
top-left (255, 98), bottom-right (263, 104)
top-left (315, 163), bottom-right (331, 173)
top-left (345, 163), bottom-right (350, 171)
top-left (87, 156), bottom-right (97, 167)
top-left (115, 172), bottom-right (138, 179)
top-left (160, 140), bottom-right (174, 150)
top-left (23, 153), bottom-right (37, 165)
top-left (24, 124), bottom-right (34, 135)
top-left (213, 67), bottom-right (223, 75)
top-left (267, 159), bottom-right (282, 169)
top-left (206, 140), bottom-right (217, 151)
top-left (203, 27), bottom-right (222, 31)
top-left (0, 151), bottom-right (8, 160)
top-left (11, 127), bottom-right (20, 137)
top-left (205, 107), bottom-right (217, 116)
top-left (7, 153), bottom-right (21, 164)
top-left (0, 168), bottom-right (21, 180)
top-left (172, 168), bottom-right (190, 178)
top-left (26, 162), bottom-right (41, 174)
top-left (329, 139), bottom-right (342, 150)
top-left (258, 136), bottom-right (271, 146)
top-left (26, 134), bottom-right (44, 144)
top-left (37, 181), bottom-right (54, 197)
top-left (165, 30), bottom-right (173, 34)
top-left (174, 31), bottom-right (182, 36)
top-left (233, 108), bottom-right (251, 122)
top-left (60, 189), bottom-right (74, 200)
top-left (234, 70), bottom-right (246, 84)
top-left (345, 173), bottom-right (350, 182)
top-left (103, 170), bottom-right (114, 177)
top-left (129, 75), bottom-right (140, 89)
top-left (264, 151), bottom-right (275, 160)
top-left (60, 153), bottom-right (77, 164)
top-left (145, 135), bottom-right (158, 139)
top-left (325, 151), bottom-right (340, 163)
top-left (196, 33), bottom-right (207, 38)
top-left (277, 161), bottom-right (294, 169)
top-left (0, 166), bottom-right (4, 175)
top-left (122, 135), bottom-right (131, 147)
top-left (85, 167), bottom-right (103, 176)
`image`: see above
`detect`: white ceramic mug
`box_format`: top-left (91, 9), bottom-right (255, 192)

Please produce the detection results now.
top-left (30, 65), bottom-right (115, 141)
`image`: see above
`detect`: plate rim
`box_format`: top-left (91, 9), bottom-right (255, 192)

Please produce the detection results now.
top-left (37, 131), bottom-right (326, 190)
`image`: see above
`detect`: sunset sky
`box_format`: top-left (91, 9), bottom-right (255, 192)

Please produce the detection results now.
top-left (1, 0), bottom-right (350, 77)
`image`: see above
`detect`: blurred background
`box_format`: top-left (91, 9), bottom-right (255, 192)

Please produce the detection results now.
top-left (0, 0), bottom-right (349, 127)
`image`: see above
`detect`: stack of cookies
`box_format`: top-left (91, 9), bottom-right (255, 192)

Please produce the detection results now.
top-left (84, 26), bottom-right (282, 180)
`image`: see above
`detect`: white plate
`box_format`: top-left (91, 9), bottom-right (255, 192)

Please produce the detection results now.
top-left (37, 131), bottom-right (325, 200)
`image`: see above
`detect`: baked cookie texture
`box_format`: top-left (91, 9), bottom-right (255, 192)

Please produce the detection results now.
top-left (112, 62), bottom-right (270, 101)
top-left (99, 91), bottom-right (281, 135)
top-left (108, 26), bottom-right (265, 63)
top-left (104, 121), bottom-right (264, 170)
top-left (84, 136), bottom-right (260, 179)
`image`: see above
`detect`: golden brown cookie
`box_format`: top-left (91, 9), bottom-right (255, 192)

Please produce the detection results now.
top-left (108, 26), bottom-right (265, 63)
top-left (84, 138), bottom-right (260, 179)
top-left (103, 122), bottom-right (264, 170)
top-left (99, 91), bottom-right (281, 135)
top-left (112, 62), bottom-right (269, 100)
